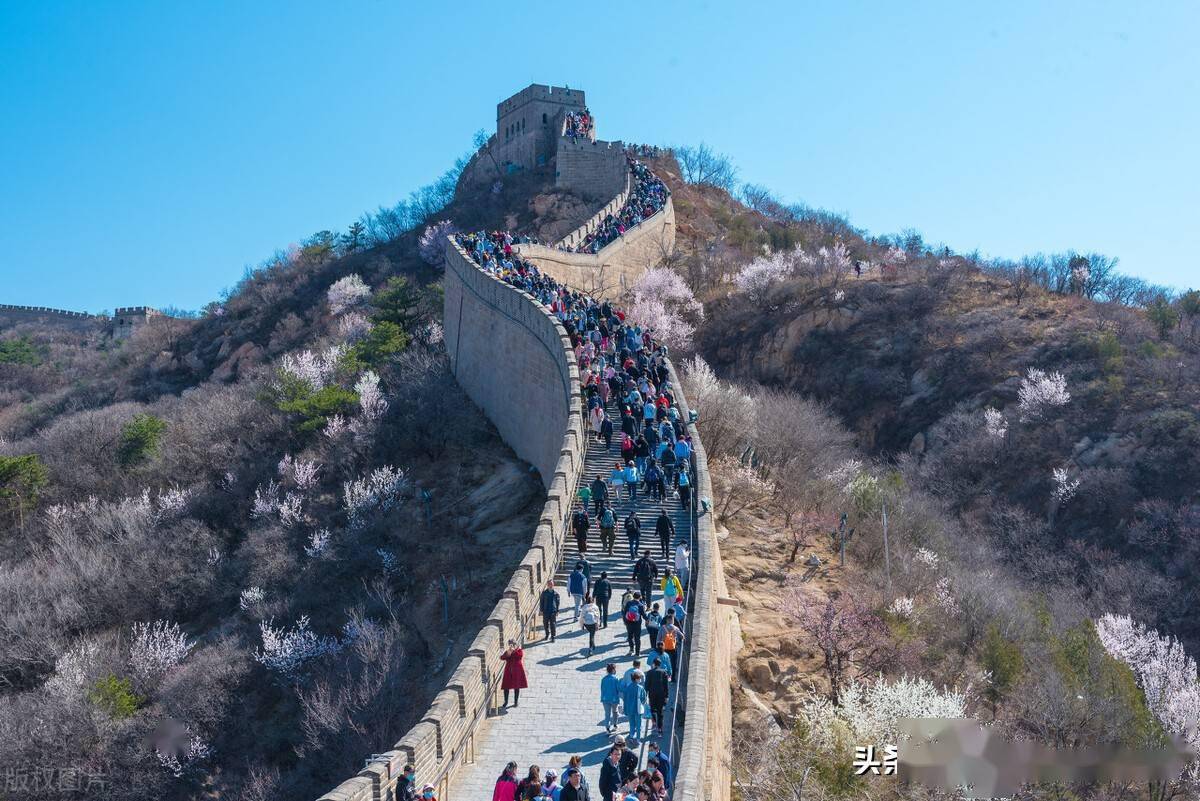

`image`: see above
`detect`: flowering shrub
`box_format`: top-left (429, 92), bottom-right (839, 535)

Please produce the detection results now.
top-left (337, 311), bottom-right (373, 343)
top-left (801, 676), bottom-right (966, 749)
top-left (46, 639), bottom-right (101, 699)
top-left (323, 414), bottom-right (349, 440)
top-left (304, 529), bottom-right (332, 558)
top-left (326, 274), bottom-right (370, 315)
top-left (250, 480), bottom-right (282, 520)
top-left (350, 371), bottom-right (388, 442)
top-left (1096, 613), bottom-right (1200, 762)
top-left (418, 220), bottom-right (458, 266)
top-left (1051, 467), bottom-right (1080, 503)
top-left (733, 253), bottom-right (792, 300)
top-left (278, 455), bottom-right (321, 491)
top-left (129, 620), bottom-right (193, 682)
top-left (343, 466), bottom-right (409, 529)
top-left (628, 268), bottom-right (704, 351)
top-left (156, 734), bottom-right (211, 778)
top-left (889, 596), bottom-right (916, 619)
top-left (983, 408), bottom-right (1008, 439)
top-left (239, 586), bottom-right (266, 612)
top-left (254, 615), bottom-right (342, 679)
top-left (1017, 368), bottom-right (1070, 420)
top-left (914, 548), bottom-right (940, 569)
top-left (279, 345), bottom-right (346, 392)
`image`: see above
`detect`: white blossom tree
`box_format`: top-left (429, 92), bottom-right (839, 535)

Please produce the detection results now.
top-left (337, 311), bottom-right (373, 343)
top-left (419, 220), bottom-right (458, 266)
top-left (801, 675), bottom-right (967, 749)
top-left (680, 356), bottom-right (756, 458)
top-left (1018, 368), bottom-right (1070, 421)
top-left (254, 615), bottom-right (342, 679)
top-left (734, 252), bottom-right (793, 300)
top-left (129, 620), bottom-right (193, 682)
top-left (344, 466), bottom-right (409, 529)
top-left (326, 274), bottom-right (371, 315)
top-left (240, 586), bottom-right (266, 613)
top-left (983, 408), bottom-right (1009, 439)
top-left (279, 345), bottom-right (346, 391)
top-left (304, 529), bottom-right (332, 558)
top-left (1051, 467), bottom-right (1080, 503)
top-left (1096, 613), bottom-right (1200, 763)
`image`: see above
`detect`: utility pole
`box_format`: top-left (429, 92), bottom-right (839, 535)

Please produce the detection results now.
top-left (882, 500), bottom-right (892, 598)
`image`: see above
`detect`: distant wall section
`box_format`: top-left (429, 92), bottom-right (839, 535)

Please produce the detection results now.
top-left (516, 196), bottom-right (676, 299)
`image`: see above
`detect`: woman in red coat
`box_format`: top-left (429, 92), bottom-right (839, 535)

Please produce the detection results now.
top-left (500, 640), bottom-right (528, 707)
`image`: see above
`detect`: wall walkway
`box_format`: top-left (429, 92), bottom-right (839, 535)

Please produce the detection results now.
top-left (318, 158), bottom-right (727, 801)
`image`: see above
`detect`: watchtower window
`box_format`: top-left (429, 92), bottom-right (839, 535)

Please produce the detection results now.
top-left (542, 113), bottom-right (547, 124)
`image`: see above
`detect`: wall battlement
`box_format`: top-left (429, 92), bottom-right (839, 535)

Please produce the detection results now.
top-left (0, 303), bottom-right (100, 320)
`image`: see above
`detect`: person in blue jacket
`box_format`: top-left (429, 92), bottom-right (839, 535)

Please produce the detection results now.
top-left (600, 662), bottom-right (621, 734)
top-left (622, 670), bottom-right (649, 744)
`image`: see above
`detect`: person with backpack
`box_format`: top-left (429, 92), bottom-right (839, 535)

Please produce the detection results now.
top-left (590, 475), bottom-right (608, 516)
top-left (660, 442), bottom-right (677, 488)
top-left (540, 580), bottom-right (560, 642)
top-left (657, 612), bottom-right (684, 681)
top-left (654, 508), bottom-right (674, 558)
top-left (622, 591), bottom-right (646, 655)
top-left (598, 504), bottom-right (616, 555)
top-left (580, 593), bottom-right (600, 656)
top-left (644, 460), bottom-right (664, 501)
top-left (633, 551), bottom-right (658, 603)
top-left (644, 660), bottom-right (670, 736)
top-left (568, 563), bottom-right (587, 623)
top-left (677, 463), bottom-right (692, 506)
top-left (542, 769), bottom-right (563, 801)
top-left (593, 571), bottom-right (612, 627)
top-left (644, 602), bottom-right (662, 653)
top-left (572, 508), bottom-right (590, 553)
top-left (577, 482), bottom-right (592, 512)
top-left (647, 647), bottom-right (672, 682)
top-left (624, 512), bottom-right (641, 560)
top-left (662, 566), bottom-right (683, 609)
top-left (578, 553), bottom-right (593, 595)
top-left (600, 662), bottom-right (621, 733)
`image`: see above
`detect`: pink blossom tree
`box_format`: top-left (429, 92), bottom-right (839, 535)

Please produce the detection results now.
top-left (628, 267), bottom-right (704, 351)
top-left (783, 590), bottom-right (889, 704)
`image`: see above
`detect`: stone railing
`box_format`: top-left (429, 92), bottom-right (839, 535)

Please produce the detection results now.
top-left (0, 303), bottom-right (99, 320)
top-left (665, 359), bottom-right (733, 801)
top-left (315, 240), bottom-right (586, 801)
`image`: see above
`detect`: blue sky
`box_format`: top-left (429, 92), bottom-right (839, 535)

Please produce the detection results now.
top-left (1, 1), bottom-right (1196, 313)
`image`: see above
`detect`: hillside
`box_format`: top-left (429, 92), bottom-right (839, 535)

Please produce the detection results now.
top-left (0, 159), bottom-right (603, 801)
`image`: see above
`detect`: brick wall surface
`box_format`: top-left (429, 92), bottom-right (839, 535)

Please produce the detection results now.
top-left (555, 138), bottom-right (627, 200)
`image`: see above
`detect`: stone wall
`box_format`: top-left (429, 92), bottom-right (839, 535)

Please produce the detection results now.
top-left (514, 197), bottom-right (676, 300)
top-left (0, 304), bottom-right (106, 333)
top-left (558, 170), bottom-right (631, 251)
top-left (315, 240), bottom-right (586, 801)
top-left (555, 138), bottom-right (627, 200)
top-left (665, 360), bottom-right (735, 801)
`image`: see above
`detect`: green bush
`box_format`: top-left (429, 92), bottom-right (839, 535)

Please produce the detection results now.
top-left (981, 625), bottom-right (1023, 715)
top-left (90, 674), bottom-right (144, 719)
top-left (273, 375), bottom-right (359, 433)
top-left (1091, 331), bottom-right (1124, 376)
top-left (0, 336), bottom-right (40, 365)
top-left (345, 321), bottom-right (410, 370)
top-left (0, 454), bottom-right (49, 527)
top-left (117, 413), bottom-right (167, 467)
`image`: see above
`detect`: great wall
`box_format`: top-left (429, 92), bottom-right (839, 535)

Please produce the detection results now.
top-left (0, 303), bottom-right (163, 339)
top-left (316, 85), bottom-right (734, 801)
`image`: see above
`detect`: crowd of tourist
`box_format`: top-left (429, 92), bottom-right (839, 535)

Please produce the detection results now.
top-left (450, 229), bottom-right (694, 801)
top-left (564, 109), bottom-right (594, 140)
top-left (625, 144), bottom-right (662, 159)
top-left (567, 159), bottom-right (669, 255)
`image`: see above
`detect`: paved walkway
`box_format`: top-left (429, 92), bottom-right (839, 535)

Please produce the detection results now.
top-left (453, 397), bottom-right (692, 798)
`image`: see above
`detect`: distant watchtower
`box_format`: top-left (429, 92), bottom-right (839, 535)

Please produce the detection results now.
top-left (494, 84), bottom-right (587, 171)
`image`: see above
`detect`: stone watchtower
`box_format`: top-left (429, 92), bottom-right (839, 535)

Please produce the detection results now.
top-left (494, 84), bottom-right (588, 171)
